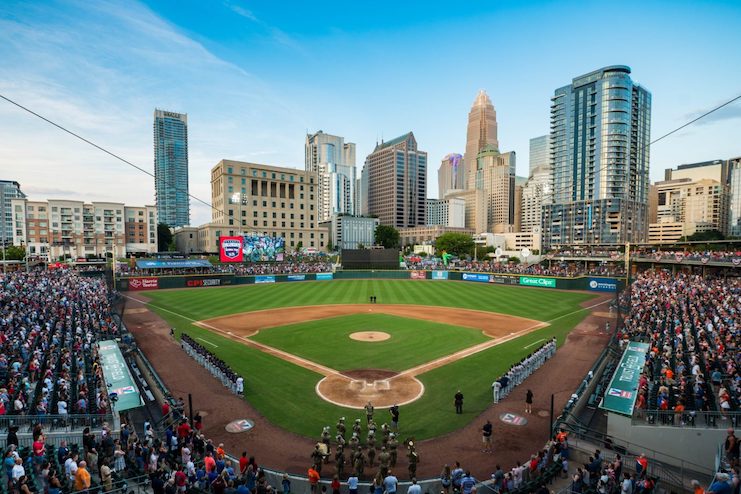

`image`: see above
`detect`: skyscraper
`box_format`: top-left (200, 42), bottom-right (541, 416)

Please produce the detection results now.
top-left (305, 131), bottom-right (357, 221)
top-left (528, 135), bottom-right (552, 177)
top-left (543, 66), bottom-right (651, 247)
top-left (728, 156), bottom-right (741, 236)
top-left (154, 109), bottom-right (190, 228)
top-left (0, 180), bottom-right (25, 246)
top-left (437, 153), bottom-right (464, 199)
top-left (464, 90), bottom-right (500, 186)
top-left (468, 145), bottom-right (516, 233)
top-left (520, 167), bottom-right (552, 233)
top-left (364, 132), bottom-right (427, 228)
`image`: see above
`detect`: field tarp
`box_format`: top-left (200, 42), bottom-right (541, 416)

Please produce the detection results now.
top-left (599, 341), bottom-right (649, 416)
top-left (98, 340), bottom-right (144, 411)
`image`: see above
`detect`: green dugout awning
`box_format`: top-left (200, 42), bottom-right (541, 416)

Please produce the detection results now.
top-left (599, 341), bottom-right (649, 416)
top-left (98, 340), bottom-right (144, 411)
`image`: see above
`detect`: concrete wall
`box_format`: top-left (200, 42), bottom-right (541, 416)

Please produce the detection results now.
top-left (606, 413), bottom-right (726, 471)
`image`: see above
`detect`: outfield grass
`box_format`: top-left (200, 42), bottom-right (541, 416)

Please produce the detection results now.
top-left (145, 280), bottom-right (598, 440)
top-left (249, 313), bottom-right (490, 371)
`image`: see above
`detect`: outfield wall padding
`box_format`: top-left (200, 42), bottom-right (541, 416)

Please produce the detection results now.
top-left (116, 271), bottom-right (625, 293)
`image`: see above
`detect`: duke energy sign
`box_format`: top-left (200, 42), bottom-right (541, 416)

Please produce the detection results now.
top-left (599, 341), bottom-right (649, 416)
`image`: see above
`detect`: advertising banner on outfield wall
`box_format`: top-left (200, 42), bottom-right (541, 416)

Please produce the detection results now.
top-left (600, 341), bottom-right (649, 416)
top-left (588, 278), bottom-right (618, 292)
top-left (219, 236), bottom-right (244, 263)
top-left (127, 277), bottom-right (159, 290)
top-left (186, 278), bottom-right (222, 288)
top-left (410, 270), bottom-right (427, 280)
top-left (316, 273), bottom-right (334, 280)
top-left (489, 275), bottom-right (520, 285)
top-left (287, 274), bottom-right (306, 281)
top-left (431, 271), bottom-right (449, 280)
top-left (255, 275), bottom-right (276, 284)
top-left (519, 276), bottom-right (556, 288)
top-left (462, 273), bottom-right (490, 283)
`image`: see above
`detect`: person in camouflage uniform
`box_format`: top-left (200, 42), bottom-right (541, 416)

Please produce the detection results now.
top-left (406, 441), bottom-right (419, 478)
top-left (336, 417), bottom-right (346, 441)
top-left (388, 433), bottom-right (398, 467)
top-left (349, 432), bottom-right (360, 452)
top-left (321, 426), bottom-right (332, 463)
top-left (365, 401), bottom-right (374, 424)
top-left (377, 447), bottom-right (390, 477)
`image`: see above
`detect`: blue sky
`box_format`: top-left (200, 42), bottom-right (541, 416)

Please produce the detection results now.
top-left (1, 0), bottom-right (740, 225)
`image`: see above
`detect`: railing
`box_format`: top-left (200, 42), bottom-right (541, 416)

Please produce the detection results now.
top-left (632, 409), bottom-right (741, 428)
top-left (69, 474), bottom-right (150, 494)
top-left (556, 421), bottom-right (712, 490)
top-left (0, 413), bottom-right (114, 432)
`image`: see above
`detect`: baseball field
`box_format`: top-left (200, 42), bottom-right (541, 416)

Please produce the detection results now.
top-left (143, 279), bottom-right (598, 440)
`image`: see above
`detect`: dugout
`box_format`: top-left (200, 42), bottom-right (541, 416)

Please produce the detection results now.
top-left (340, 248), bottom-right (400, 270)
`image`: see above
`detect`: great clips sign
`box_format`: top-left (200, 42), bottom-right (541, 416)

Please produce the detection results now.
top-left (219, 236), bottom-right (243, 263)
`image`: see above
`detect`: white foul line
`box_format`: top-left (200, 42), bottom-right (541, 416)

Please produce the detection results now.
top-left (196, 337), bottom-right (218, 348)
top-left (524, 338), bottom-right (545, 349)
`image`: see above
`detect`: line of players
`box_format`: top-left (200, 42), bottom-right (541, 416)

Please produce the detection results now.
top-left (311, 403), bottom-right (420, 479)
top-left (492, 338), bottom-right (557, 403)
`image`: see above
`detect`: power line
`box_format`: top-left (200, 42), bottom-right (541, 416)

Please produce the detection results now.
top-left (2, 90), bottom-right (740, 222)
top-left (0, 93), bottom-right (222, 217)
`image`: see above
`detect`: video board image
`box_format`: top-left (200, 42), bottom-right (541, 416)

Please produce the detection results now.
top-left (243, 235), bottom-right (285, 262)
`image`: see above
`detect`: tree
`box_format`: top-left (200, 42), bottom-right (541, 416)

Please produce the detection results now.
top-left (2, 245), bottom-right (26, 261)
top-left (474, 245), bottom-right (495, 259)
top-left (326, 239), bottom-right (333, 252)
top-left (374, 225), bottom-right (400, 249)
top-left (435, 232), bottom-right (474, 257)
top-left (507, 256), bottom-right (521, 264)
top-left (296, 241), bottom-right (303, 252)
top-left (157, 223), bottom-right (173, 252)
top-left (685, 230), bottom-right (725, 242)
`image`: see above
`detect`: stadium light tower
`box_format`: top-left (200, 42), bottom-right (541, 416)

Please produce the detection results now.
top-left (231, 192), bottom-right (244, 235)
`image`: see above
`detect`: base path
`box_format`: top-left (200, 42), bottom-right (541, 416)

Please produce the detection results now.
top-left (197, 304), bottom-right (547, 408)
top-left (124, 291), bottom-right (613, 481)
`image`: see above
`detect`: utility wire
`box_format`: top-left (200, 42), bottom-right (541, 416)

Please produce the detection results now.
top-left (0, 93), bottom-right (222, 217)
top-left (1, 91), bottom-right (740, 217)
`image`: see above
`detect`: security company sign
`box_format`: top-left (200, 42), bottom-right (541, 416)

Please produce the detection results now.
top-left (599, 341), bottom-right (649, 416)
top-left (519, 276), bottom-right (556, 288)
top-left (588, 278), bottom-right (618, 292)
top-left (219, 236), bottom-right (243, 263)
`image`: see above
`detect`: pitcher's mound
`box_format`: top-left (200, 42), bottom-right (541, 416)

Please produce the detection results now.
top-left (316, 369), bottom-right (423, 408)
top-left (350, 331), bottom-right (391, 342)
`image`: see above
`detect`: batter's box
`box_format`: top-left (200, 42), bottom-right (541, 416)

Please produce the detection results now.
top-left (374, 380), bottom-right (390, 390)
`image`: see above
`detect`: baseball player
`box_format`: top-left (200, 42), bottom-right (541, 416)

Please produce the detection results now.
top-left (365, 401), bottom-right (375, 424)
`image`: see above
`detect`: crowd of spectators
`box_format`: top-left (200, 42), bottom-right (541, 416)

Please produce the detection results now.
top-left (116, 258), bottom-right (334, 278)
top-left (0, 270), bottom-right (118, 417)
top-left (618, 270), bottom-right (740, 421)
top-left (181, 334), bottom-right (244, 396)
top-left (632, 249), bottom-right (741, 264)
top-left (402, 257), bottom-right (627, 278)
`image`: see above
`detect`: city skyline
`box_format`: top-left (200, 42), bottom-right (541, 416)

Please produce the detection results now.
top-left (1, 1), bottom-right (741, 226)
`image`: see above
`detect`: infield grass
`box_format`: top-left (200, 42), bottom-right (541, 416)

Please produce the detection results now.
top-left (144, 280), bottom-right (600, 440)
top-left (249, 313), bottom-right (490, 371)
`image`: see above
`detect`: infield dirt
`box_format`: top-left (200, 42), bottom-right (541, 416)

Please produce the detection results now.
top-left (196, 304), bottom-right (547, 408)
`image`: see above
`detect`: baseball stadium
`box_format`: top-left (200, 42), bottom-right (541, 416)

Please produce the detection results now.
top-left (0, 243), bottom-right (737, 494)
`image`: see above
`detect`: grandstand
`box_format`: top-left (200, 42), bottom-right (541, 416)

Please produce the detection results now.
top-left (2, 250), bottom-right (738, 494)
